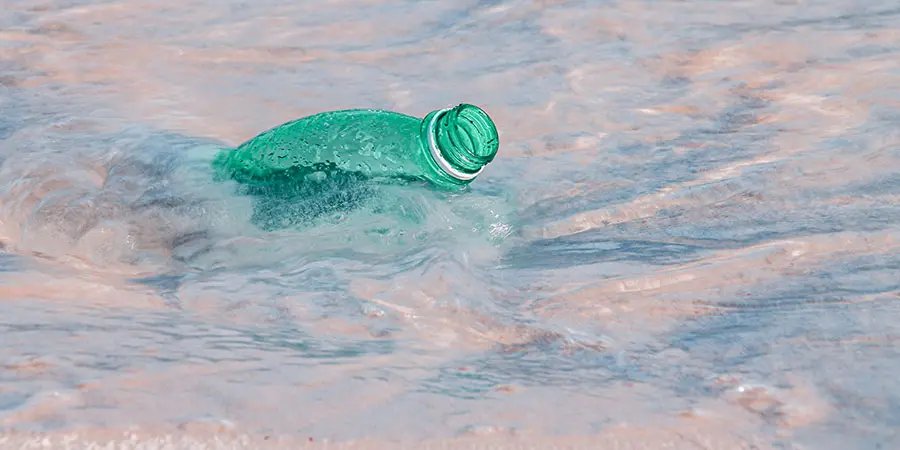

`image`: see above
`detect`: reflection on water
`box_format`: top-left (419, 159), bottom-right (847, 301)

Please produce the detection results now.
top-left (1, 0), bottom-right (900, 448)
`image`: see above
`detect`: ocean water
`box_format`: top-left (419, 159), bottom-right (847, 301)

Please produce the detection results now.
top-left (1, 0), bottom-right (899, 448)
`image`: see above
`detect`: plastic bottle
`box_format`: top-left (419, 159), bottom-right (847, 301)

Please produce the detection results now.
top-left (213, 103), bottom-right (499, 190)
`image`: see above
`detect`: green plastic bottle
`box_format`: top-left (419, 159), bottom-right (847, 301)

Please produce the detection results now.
top-left (213, 103), bottom-right (499, 190)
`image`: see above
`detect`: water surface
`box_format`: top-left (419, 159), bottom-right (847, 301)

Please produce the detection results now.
top-left (1, 0), bottom-right (899, 448)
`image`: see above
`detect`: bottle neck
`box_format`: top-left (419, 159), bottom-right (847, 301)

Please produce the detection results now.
top-left (421, 104), bottom-right (499, 182)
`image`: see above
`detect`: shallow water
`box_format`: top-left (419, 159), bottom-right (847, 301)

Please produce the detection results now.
top-left (1, 0), bottom-right (899, 448)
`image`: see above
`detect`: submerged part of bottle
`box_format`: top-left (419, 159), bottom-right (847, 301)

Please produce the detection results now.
top-left (213, 103), bottom-right (499, 190)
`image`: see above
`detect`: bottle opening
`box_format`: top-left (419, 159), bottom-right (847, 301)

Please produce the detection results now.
top-left (426, 104), bottom-right (499, 181)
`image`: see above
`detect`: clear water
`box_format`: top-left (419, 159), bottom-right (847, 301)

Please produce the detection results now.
top-left (1, 0), bottom-right (899, 448)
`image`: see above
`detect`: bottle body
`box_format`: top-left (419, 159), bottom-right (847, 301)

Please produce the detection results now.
top-left (212, 104), bottom-right (499, 229)
top-left (213, 105), bottom-right (498, 190)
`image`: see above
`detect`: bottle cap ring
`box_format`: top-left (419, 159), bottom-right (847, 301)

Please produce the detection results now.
top-left (427, 108), bottom-right (484, 181)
